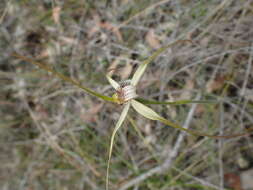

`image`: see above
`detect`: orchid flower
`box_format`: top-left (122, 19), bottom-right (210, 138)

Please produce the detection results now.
top-left (12, 39), bottom-right (252, 190)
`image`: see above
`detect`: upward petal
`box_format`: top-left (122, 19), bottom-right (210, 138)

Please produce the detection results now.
top-left (106, 75), bottom-right (120, 90)
top-left (131, 40), bottom-right (192, 86)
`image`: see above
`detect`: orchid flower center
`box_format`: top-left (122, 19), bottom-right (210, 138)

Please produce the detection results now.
top-left (116, 80), bottom-right (138, 104)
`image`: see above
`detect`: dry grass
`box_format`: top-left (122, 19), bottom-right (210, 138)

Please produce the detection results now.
top-left (1, 0), bottom-right (253, 190)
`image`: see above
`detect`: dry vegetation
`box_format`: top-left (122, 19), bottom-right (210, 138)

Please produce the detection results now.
top-left (1, 0), bottom-right (253, 190)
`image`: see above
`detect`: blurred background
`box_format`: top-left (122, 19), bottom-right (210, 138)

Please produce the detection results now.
top-left (1, 0), bottom-right (253, 189)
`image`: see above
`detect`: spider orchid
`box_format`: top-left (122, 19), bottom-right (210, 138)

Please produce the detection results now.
top-left (12, 39), bottom-right (252, 190)
top-left (104, 42), bottom-right (253, 190)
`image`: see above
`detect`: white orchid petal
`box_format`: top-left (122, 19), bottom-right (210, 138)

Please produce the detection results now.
top-left (131, 62), bottom-right (148, 86)
top-left (131, 40), bottom-right (192, 86)
top-left (106, 102), bottom-right (130, 190)
top-left (131, 100), bottom-right (251, 138)
top-left (131, 99), bottom-right (162, 120)
top-left (106, 75), bottom-right (120, 90)
top-left (131, 99), bottom-right (201, 135)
